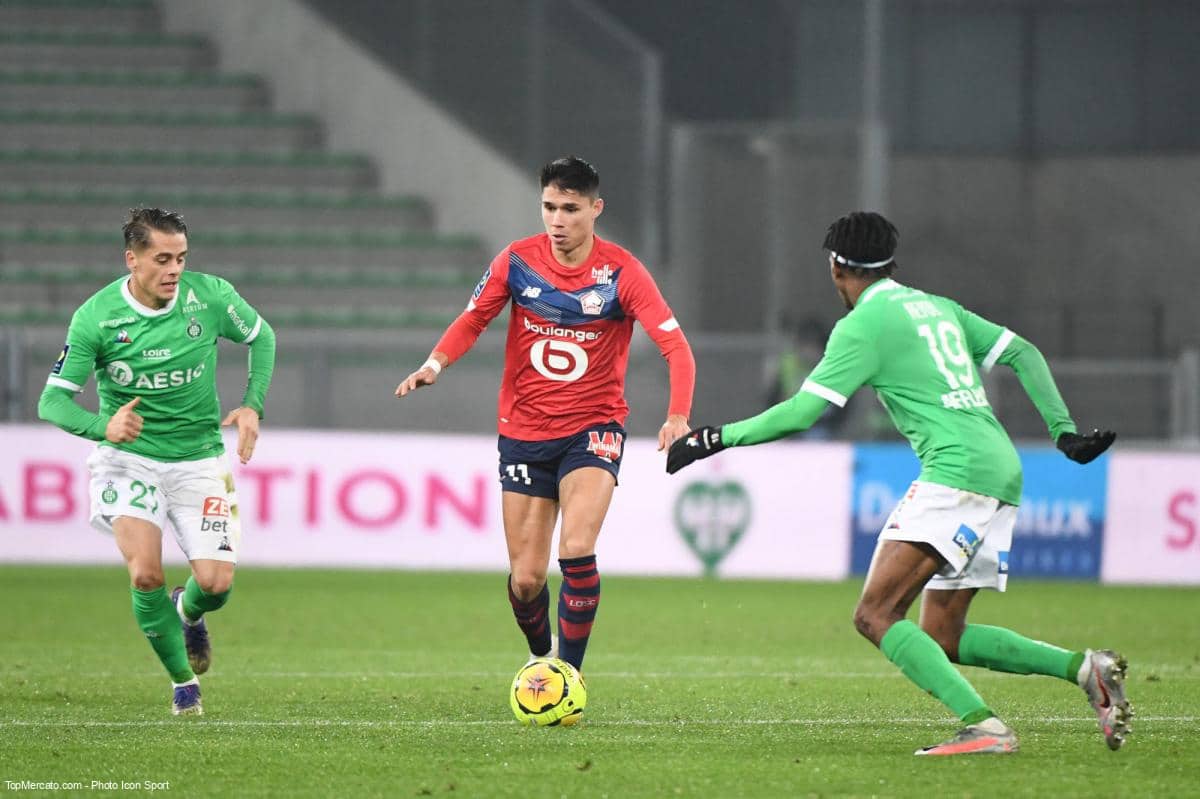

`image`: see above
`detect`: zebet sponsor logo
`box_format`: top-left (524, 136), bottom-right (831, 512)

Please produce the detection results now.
top-left (98, 315), bottom-right (137, 329)
top-left (201, 495), bottom-right (230, 533)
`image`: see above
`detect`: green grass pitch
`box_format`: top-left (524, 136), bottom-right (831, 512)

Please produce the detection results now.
top-left (1, 566), bottom-right (1197, 797)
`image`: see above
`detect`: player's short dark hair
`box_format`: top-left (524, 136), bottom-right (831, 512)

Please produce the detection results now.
top-left (123, 207), bottom-right (188, 251)
top-left (539, 156), bottom-right (600, 197)
top-left (822, 211), bottom-right (898, 278)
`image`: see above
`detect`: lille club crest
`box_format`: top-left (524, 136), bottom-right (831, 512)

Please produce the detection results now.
top-left (579, 290), bottom-right (604, 315)
top-left (673, 481), bottom-right (752, 576)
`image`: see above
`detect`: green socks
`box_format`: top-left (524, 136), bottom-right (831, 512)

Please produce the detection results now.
top-left (131, 586), bottom-right (193, 684)
top-left (958, 624), bottom-right (1085, 683)
top-left (180, 576), bottom-right (231, 623)
top-left (880, 620), bottom-right (994, 725)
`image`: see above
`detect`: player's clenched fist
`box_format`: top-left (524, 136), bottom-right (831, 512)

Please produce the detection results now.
top-left (1056, 428), bottom-right (1116, 464)
top-left (395, 357), bottom-right (443, 397)
top-left (105, 396), bottom-right (144, 443)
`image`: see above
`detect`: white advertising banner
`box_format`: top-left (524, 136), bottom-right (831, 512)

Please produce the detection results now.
top-left (1103, 452), bottom-right (1200, 584)
top-left (0, 424), bottom-right (853, 578)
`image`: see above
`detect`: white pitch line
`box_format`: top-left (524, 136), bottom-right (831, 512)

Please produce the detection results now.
top-left (0, 716), bottom-right (1194, 729)
top-left (216, 670), bottom-right (903, 680)
top-left (8, 669), bottom-right (1200, 681)
top-left (0, 670), bottom-right (903, 680)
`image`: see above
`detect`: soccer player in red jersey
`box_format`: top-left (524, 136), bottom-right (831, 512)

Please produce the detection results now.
top-left (396, 156), bottom-right (695, 671)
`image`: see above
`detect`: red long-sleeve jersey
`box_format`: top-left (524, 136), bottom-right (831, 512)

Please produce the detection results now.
top-left (435, 233), bottom-right (695, 440)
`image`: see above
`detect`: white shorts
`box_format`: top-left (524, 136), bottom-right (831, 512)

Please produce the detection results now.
top-left (87, 446), bottom-right (242, 564)
top-left (874, 480), bottom-right (1014, 592)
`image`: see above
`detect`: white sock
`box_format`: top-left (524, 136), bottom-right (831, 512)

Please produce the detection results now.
top-left (175, 592), bottom-right (200, 627)
top-left (172, 677), bottom-right (199, 689)
top-left (1076, 649), bottom-right (1094, 689)
top-left (975, 716), bottom-right (1011, 734)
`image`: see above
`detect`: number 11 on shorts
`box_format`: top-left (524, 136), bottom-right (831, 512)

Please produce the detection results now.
top-left (506, 464), bottom-right (532, 485)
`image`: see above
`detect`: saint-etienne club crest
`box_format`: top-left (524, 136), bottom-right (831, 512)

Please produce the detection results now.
top-left (101, 481), bottom-right (118, 504)
top-left (673, 481), bottom-right (752, 576)
top-left (186, 316), bottom-right (203, 339)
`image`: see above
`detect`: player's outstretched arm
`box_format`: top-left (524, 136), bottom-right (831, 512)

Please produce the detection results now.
top-left (986, 330), bottom-right (1117, 462)
top-left (988, 332), bottom-right (1079, 442)
top-left (665, 389), bottom-right (832, 474)
top-left (396, 253), bottom-right (511, 400)
top-left (1056, 429), bottom-right (1116, 464)
top-left (395, 353), bottom-right (448, 397)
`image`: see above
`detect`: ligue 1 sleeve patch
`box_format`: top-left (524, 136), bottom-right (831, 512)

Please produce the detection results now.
top-left (52, 343), bottom-right (70, 375)
top-left (472, 267), bottom-right (492, 300)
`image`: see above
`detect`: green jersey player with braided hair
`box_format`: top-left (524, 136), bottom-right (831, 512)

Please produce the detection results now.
top-left (668, 211), bottom-right (1129, 756)
top-left (38, 208), bottom-right (276, 716)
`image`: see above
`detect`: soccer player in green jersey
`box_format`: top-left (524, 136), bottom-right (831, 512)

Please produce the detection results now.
top-left (667, 212), bottom-right (1129, 755)
top-left (38, 208), bottom-right (276, 716)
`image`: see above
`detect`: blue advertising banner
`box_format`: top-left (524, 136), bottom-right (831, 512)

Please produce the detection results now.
top-left (850, 443), bottom-right (1106, 579)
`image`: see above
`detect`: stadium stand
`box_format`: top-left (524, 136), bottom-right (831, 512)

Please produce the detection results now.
top-left (0, 0), bottom-right (503, 430)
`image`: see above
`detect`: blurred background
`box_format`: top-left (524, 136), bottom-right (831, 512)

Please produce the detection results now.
top-left (1, 0), bottom-right (1198, 445)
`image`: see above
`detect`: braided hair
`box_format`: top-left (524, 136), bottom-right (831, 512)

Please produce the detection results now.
top-left (822, 211), bottom-right (898, 278)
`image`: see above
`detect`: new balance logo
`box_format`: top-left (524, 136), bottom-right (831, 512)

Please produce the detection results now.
top-left (521, 286), bottom-right (542, 299)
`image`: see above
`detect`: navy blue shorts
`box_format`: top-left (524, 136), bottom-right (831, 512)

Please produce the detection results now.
top-left (497, 422), bottom-right (626, 500)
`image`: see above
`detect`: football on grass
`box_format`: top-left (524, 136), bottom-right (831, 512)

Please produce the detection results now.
top-left (510, 657), bottom-right (587, 727)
